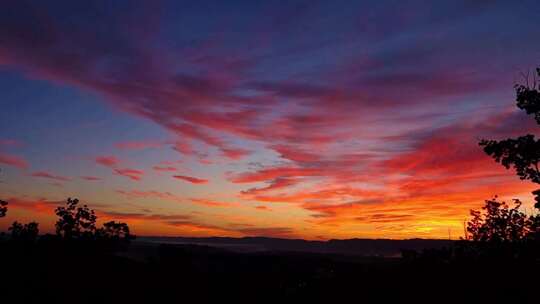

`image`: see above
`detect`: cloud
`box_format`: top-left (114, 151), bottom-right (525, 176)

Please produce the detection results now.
top-left (100, 211), bottom-right (191, 222)
top-left (0, 153), bottom-right (29, 169)
top-left (95, 156), bottom-right (120, 167)
top-left (230, 167), bottom-right (325, 183)
top-left (152, 166), bottom-right (177, 172)
top-left (1, 1), bottom-right (539, 238)
top-left (113, 168), bottom-right (144, 181)
top-left (5, 197), bottom-right (61, 215)
top-left (236, 227), bottom-right (295, 238)
top-left (189, 198), bottom-right (236, 207)
top-left (116, 189), bottom-right (183, 202)
top-left (114, 140), bottom-right (164, 150)
top-left (221, 148), bottom-right (251, 160)
top-left (31, 171), bottom-right (70, 181)
top-left (173, 175), bottom-right (208, 184)
top-left (255, 205), bottom-right (271, 211)
top-left (80, 176), bottom-right (102, 181)
top-left (95, 155), bottom-right (144, 181)
top-left (241, 177), bottom-right (299, 196)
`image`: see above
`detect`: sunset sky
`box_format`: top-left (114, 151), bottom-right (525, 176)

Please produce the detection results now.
top-left (1, 1), bottom-right (540, 240)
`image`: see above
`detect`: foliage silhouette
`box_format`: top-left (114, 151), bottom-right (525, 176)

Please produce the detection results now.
top-left (9, 221), bottom-right (39, 242)
top-left (96, 221), bottom-right (134, 241)
top-left (466, 197), bottom-right (531, 242)
top-left (0, 200), bottom-right (7, 218)
top-left (479, 67), bottom-right (540, 206)
top-left (465, 67), bottom-right (540, 251)
top-left (55, 197), bottom-right (97, 239)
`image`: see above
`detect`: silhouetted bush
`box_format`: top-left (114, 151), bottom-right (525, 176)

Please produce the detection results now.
top-left (467, 197), bottom-right (532, 242)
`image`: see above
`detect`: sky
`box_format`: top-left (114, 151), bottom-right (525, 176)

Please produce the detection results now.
top-left (1, 0), bottom-right (540, 240)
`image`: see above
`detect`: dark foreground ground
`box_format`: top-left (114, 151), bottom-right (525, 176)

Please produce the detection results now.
top-left (1, 239), bottom-right (539, 303)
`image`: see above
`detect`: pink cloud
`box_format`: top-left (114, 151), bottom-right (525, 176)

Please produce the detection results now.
top-left (0, 153), bottom-right (29, 169)
top-left (221, 148), bottom-right (251, 160)
top-left (173, 175), bottom-right (208, 184)
top-left (114, 168), bottom-right (144, 181)
top-left (31, 171), bottom-right (70, 181)
top-left (95, 156), bottom-right (120, 167)
top-left (81, 176), bottom-right (102, 181)
top-left (241, 177), bottom-right (299, 196)
top-left (152, 166), bottom-right (177, 172)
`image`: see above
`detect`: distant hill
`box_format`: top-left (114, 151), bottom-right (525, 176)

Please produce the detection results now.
top-left (136, 236), bottom-right (454, 257)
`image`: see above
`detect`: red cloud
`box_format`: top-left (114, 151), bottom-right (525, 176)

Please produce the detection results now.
top-left (255, 205), bottom-right (271, 211)
top-left (173, 175), bottom-right (208, 184)
top-left (0, 153), bottom-right (29, 169)
top-left (221, 148), bottom-right (251, 160)
top-left (241, 177), bottom-right (299, 196)
top-left (2, 1), bottom-right (539, 239)
top-left (81, 176), bottom-right (102, 181)
top-left (95, 156), bottom-right (120, 167)
top-left (152, 166), bottom-right (177, 172)
top-left (94, 155), bottom-right (143, 181)
top-left (31, 171), bottom-right (70, 181)
top-left (114, 168), bottom-right (144, 181)
top-left (5, 197), bottom-right (61, 215)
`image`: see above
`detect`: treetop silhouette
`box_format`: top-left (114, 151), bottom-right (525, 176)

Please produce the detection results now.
top-left (9, 221), bottom-right (39, 242)
top-left (54, 197), bottom-right (134, 242)
top-left (55, 198), bottom-right (97, 239)
top-left (480, 67), bottom-right (540, 208)
top-left (468, 67), bottom-right (540, 244)
top-left (0, 200), bottom-right (7, 218)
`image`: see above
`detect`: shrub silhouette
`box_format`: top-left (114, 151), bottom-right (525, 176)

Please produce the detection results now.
top-left (0, 200), bottom-right (7, 218)
top-left (55, 198), bottom-right (97, 239)
top-left (9, 221), bottom-right (39, 242)
top-left (467, 197), bottom-right (531, 242)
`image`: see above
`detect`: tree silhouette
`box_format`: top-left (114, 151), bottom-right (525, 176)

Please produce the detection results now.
top-left (0, 200), bottom-right (7, 218)
top-left (55, 198), bottom-right (97, 239)
top-left (479, 67), bottom-right (540, 208)
top-left (96, 221), bottom-right (134, 241)
top-left (54, 197), bottom-right (135, 243)
top-left (469, 67), bottom-right (540, 244)
top-left (9, 221), bottom-right (39, 242)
